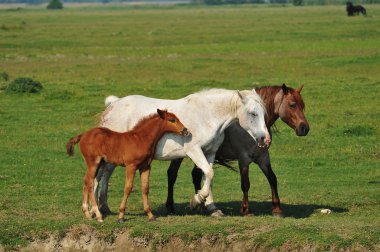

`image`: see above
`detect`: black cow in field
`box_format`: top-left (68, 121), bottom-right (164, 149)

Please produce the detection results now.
top-left (346, 2), bottom-right (367, 16)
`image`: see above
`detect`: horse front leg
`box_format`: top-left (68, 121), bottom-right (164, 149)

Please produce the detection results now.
top-left (187, 148), bottom-right (214, 211)
top-left (191, 165), bottom-right (203, 193)
top-left (118, 165), bottom-right (136, 223)
top-left (191, 159), bottom-right (224, 217)
top-left (140, 166), bottom-right (155, 221)
top-left (257, 151), bottom-right (283, 217)
top-left (239, 159), bottom-right (252, 216)
top-left (165, 158), bottom-right (184, 214)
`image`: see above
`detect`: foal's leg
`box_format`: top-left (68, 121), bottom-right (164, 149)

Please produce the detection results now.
top-left (257, 150), bottom-right (283, 217)
top-left (140, 166), bottom-right (155, 221)
top-left (82, 172), bottom-right (93, 220)
top-left (83, 157), bottom-right (103, 221)
top-left (118, 165), bottom-right (136, 223)
top-left (165, 158), bottom-right (184, 214)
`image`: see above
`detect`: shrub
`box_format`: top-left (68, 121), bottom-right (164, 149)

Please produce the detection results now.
top-left (47, 0), bottom-right (63, 10)
top-left (5, 77), bottom-right (43, 94)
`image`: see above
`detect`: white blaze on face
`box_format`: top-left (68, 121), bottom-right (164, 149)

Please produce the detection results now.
top-left (237, 92), bottom-right (270, 146)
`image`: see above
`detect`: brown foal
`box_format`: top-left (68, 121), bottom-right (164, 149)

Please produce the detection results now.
top-left (66, 109), bottom-right (189, 222)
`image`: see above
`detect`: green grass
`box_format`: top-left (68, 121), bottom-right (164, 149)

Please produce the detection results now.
top-left (0, 4), bottom-right (379, 251)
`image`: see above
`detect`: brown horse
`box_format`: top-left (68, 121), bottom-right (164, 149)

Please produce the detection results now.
top-left (66, 109), bottom-right (189, 222)
top-left (166, 84), bottom-right (309, 217)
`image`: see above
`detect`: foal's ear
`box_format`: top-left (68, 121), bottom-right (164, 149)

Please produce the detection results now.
top-left (157, 109), bottom-right (166, 119)
top-left (297, 84), bottom-right (304, 93)
top-left (281, 83), bottom-right (289, 95)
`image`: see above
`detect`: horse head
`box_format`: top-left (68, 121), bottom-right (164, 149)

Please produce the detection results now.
top-left (236, 91), bottom-right (271, 148)
top-left (275, 84), bottom-right (309, 136)
top-left (157, 109), bottom-right (189, 136)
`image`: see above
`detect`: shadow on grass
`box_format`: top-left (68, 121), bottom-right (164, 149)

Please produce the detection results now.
top-left (154, 201), bottom-right (348, 219)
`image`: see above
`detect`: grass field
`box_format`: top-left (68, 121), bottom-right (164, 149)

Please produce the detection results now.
top-left (0, 3), bottom-right (379, 251)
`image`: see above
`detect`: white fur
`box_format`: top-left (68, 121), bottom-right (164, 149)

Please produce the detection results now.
top-left (104, 95), bottom-right (120, 107)
top-left (97, 89), bottom-right (269, 205)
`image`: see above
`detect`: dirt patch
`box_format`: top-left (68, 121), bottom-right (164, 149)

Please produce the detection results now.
top-left (20, 225), bottom-right (256, 252)
top-left (17, 224), bottom-right (375, 252)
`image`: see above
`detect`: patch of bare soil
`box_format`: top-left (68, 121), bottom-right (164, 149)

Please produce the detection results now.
top-left (18, 224), bottom-right (378, 252)
top-left (20, 224), bottom-right (259, 252)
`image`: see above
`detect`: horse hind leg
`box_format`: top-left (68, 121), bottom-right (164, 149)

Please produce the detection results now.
top-left (83, 156), bottom-right (103, 222)
top-left (166, 158), bottom-right (183, 214)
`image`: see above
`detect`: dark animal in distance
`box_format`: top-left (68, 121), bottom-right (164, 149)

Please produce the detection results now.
top-left (346, 2), bottom-right (366, 16)
top-left (66, 109), bottom-right (189, 222)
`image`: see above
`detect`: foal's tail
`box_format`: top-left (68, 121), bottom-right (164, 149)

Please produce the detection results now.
top-left (66, 134), bottom-right (83, 156)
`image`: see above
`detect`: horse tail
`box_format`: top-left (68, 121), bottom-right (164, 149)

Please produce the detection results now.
top-left (66, 134), bottom-right (83, 156)
top-left (214, 159), bottom-right (238, 172)
top-left (105, 95), bottom-right (119, 107)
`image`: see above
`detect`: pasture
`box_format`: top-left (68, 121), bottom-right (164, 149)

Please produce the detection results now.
top-left (0, 3), bottom-right (379, 251)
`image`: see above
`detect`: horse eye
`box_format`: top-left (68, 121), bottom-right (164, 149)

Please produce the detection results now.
top-left (250, 112), bottom-right (258, 117)
top-left (169, 118), bottom-right (176, 123)
top-left (290, 103), bottom-right (296, 109)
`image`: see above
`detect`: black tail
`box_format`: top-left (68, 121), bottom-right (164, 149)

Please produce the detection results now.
top-left (214, 159), bottom-right (238, 172)
top-left (66, 134), bottom-right (82, 156)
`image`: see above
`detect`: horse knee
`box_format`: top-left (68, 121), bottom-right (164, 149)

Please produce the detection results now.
top-left (125, 185), bottom-right (133, 194)
top-left (203, 168), bottom-right (214, 180)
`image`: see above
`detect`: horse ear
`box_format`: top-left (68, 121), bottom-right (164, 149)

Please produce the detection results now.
top-left (297, 84), bottom-right (304, 93)
top-left (157, 109), bottom-right (166, 119)
top-left (237, 90), bottom-right (246, 103)
top-left (282, 83), bottom-right (289, 95)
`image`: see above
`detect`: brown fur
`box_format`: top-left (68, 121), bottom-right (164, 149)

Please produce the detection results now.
top-left (256, 84), bottom-right (307, 135)
top-left (67, 109), bottom-right (188, 222)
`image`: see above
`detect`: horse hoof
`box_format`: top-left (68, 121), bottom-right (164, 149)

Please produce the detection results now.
top-left (149, 216), bottom-right (157, 222)
top-left (272, 212), bottom-right (284, 218)
top-left (189, 194), bottom-right (203, 210)
top-left (242, 212), bottom-right (254, 217)
top-left (210, 209), bottom-right (225, 218)
top-left (97, 218), bottom-right (104, 223)
top-left (118, 218), bottom-right (126, 224)
top-left (99, 205), bottom-right (112, 215)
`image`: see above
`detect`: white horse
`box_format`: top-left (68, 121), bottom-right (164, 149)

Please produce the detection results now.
top-left (94, 89), bottom-right (271, 217)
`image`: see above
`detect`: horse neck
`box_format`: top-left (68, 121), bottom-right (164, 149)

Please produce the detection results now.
top-left (129, 116), bottom-right (167, 147)
top-left (211, 91), bottom-right (241, 130)
top-left (255, 86), bottom-right (282, 128)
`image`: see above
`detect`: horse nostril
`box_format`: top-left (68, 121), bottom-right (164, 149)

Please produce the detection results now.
top-left (298, 123), bottom-right (309, 136)
top-left (260, 136), bottom-right (265, 143)
top-left (182, 128), bottom-right (189, 136)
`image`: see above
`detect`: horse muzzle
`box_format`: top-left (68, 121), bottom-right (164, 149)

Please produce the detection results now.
top-left (296, 122), bottom-right (309, 136)
top-left (181, 128), bottom-right (190, 136)
top-left (257, 134), bottom-right (271, 148)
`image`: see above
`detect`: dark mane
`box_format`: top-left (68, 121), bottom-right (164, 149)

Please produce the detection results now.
top-left (255, 85), bottom-right (305, 128)
top-left (255, 86), bottom-right (282, 127)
